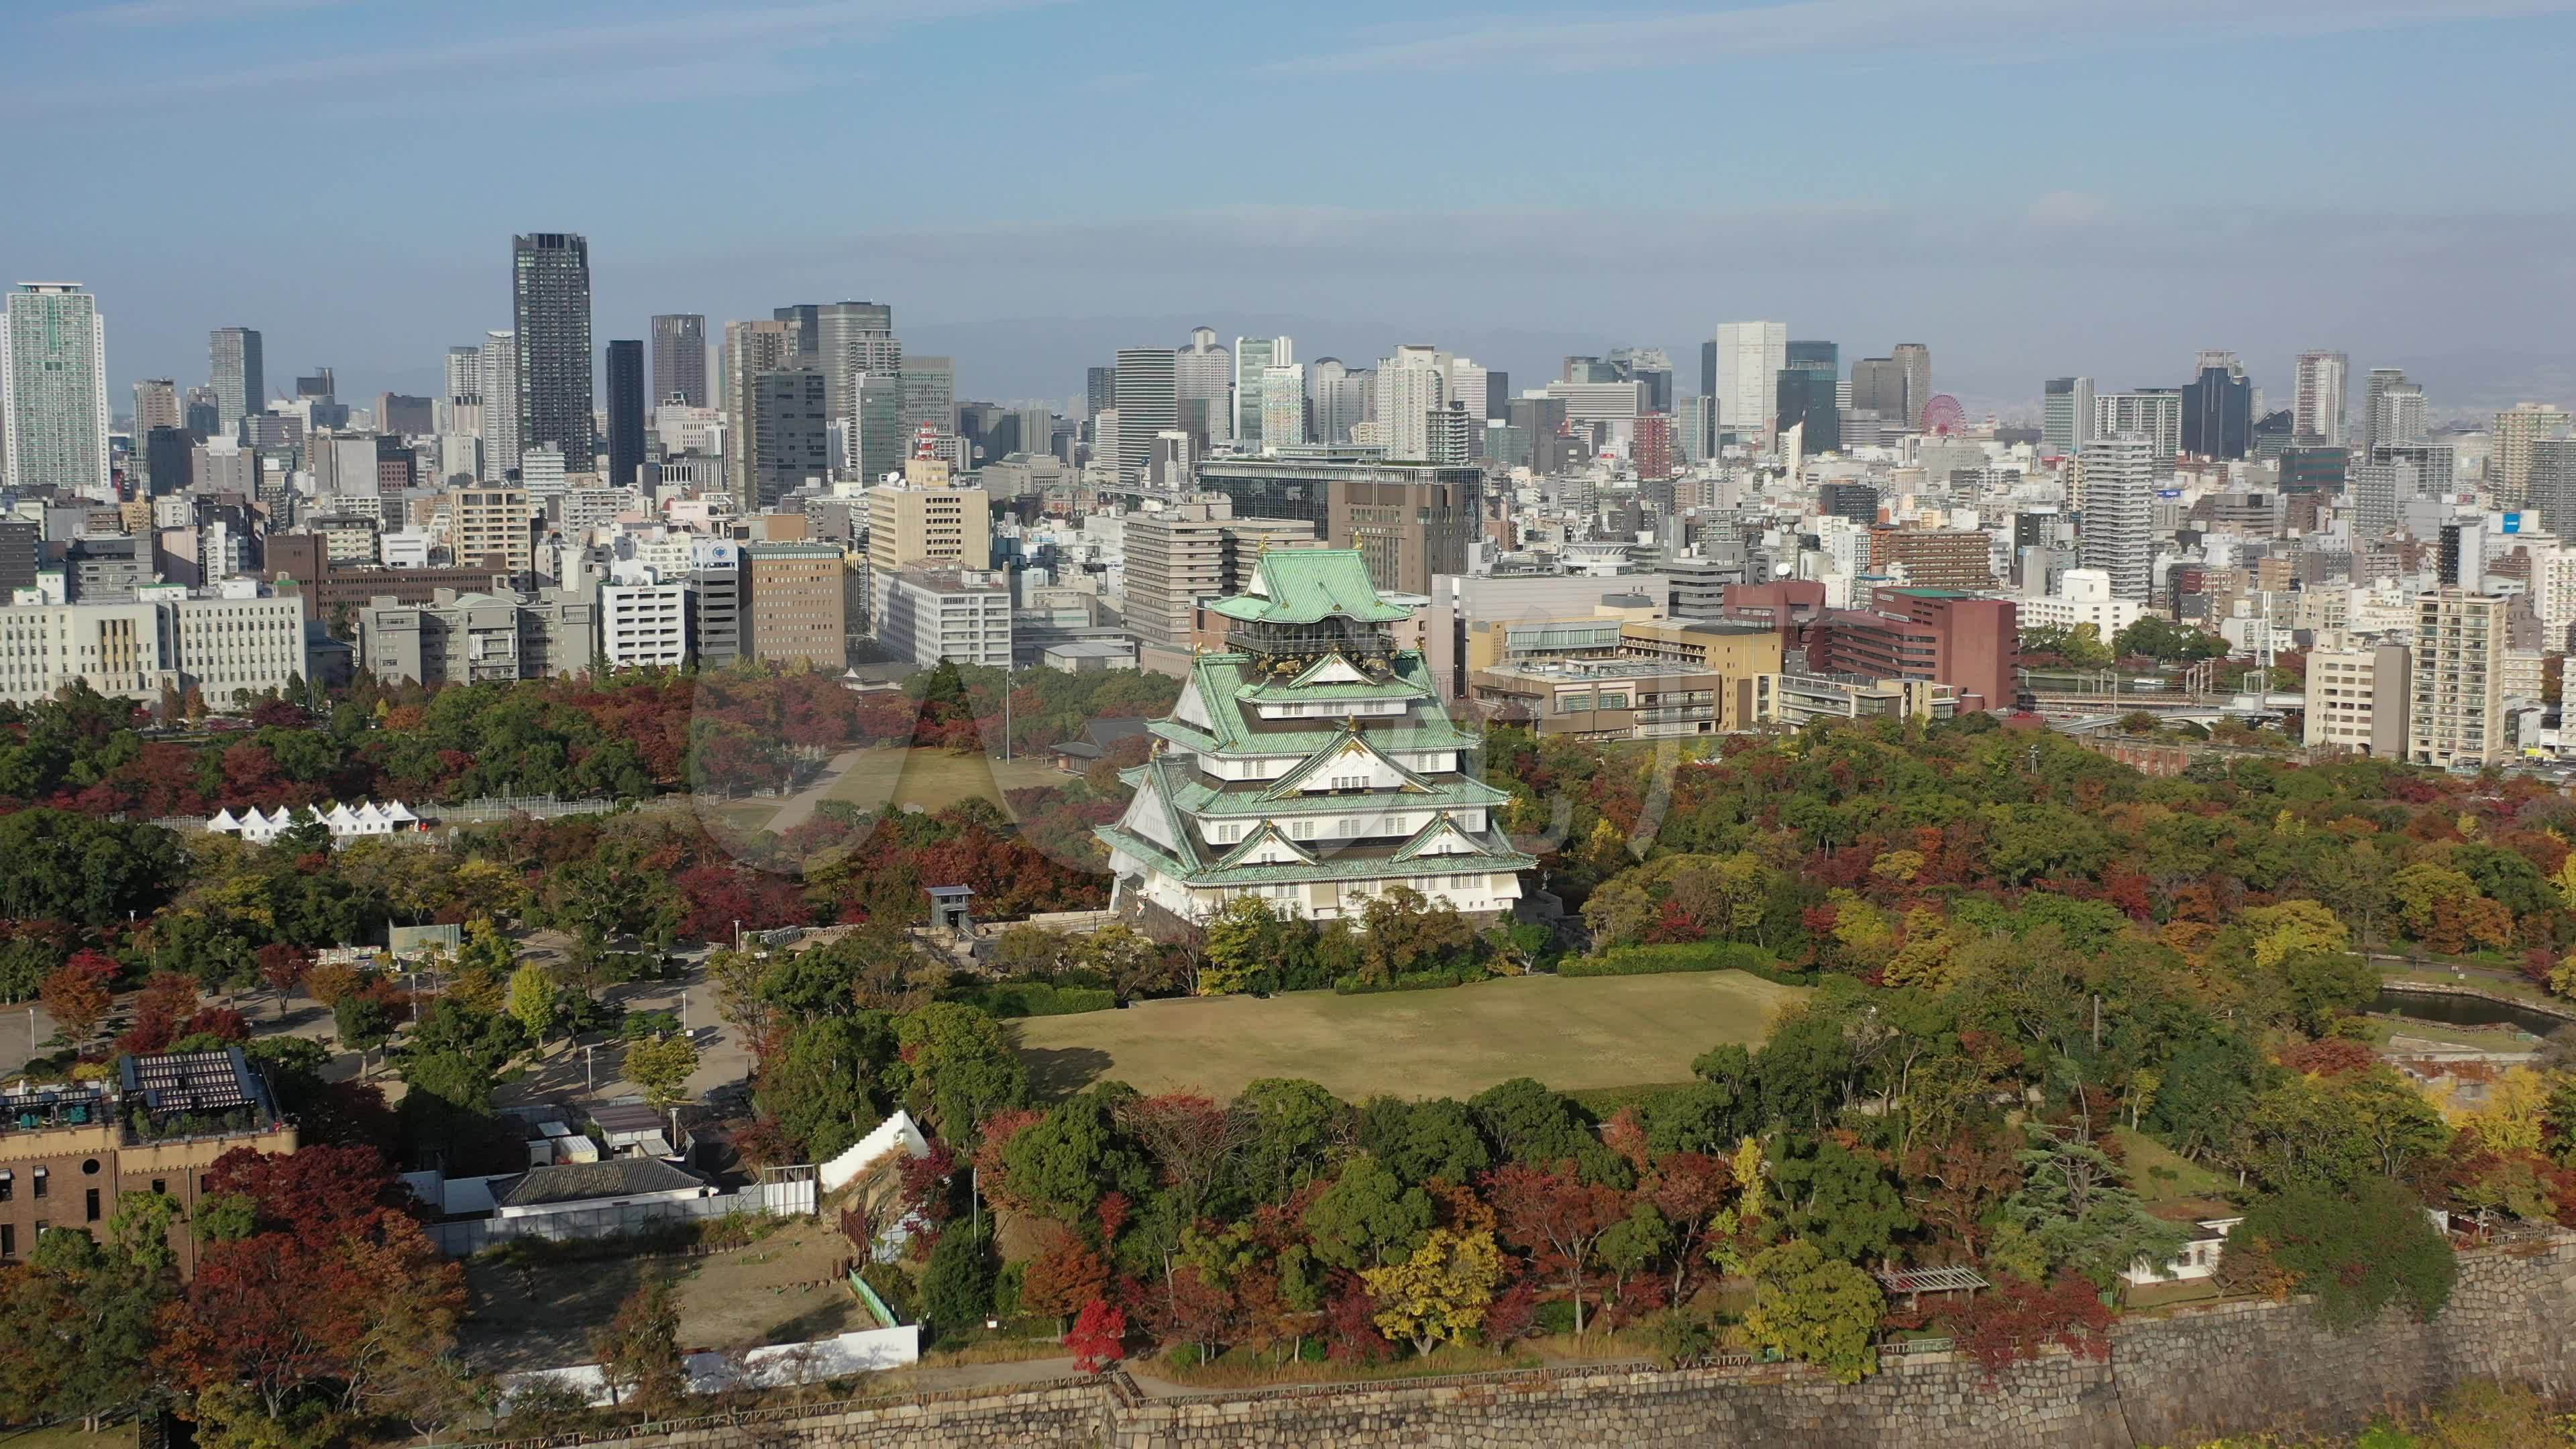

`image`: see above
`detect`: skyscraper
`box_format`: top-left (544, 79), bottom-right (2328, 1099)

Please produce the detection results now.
top-left (748, 367), bottom-right (830, 508)
top-left (1375, 345), bottom-right (1450, 461)
top-left (2293, 351), bottom-right (2347, 446)
top-left (1890, 343), bottom-right (1932, 428)
top-left (816, 301), bottom-right (898, 429)
top-left (898, 356), bottom-right (955, 440)
top-left (1261, 364), bottom-right (1307, 449)
top-left (722, 318), bottom-right (796, 508)
top-left (773, 304), bottom-right (822, 358)
top-left (1774, 368), bottom-right (1839, 454)
top-left (651, 314), bottom-right (708, 407)
top-left (1085, 366), bottom-right (1118, 427)
top-left (2078, 433), bottom-right (2155, 602)
top-left (511, 233), bottom-right (595, 474)
top-left (478, 330), bottom-right (519, 480)
top-left (208, 326), bottom-right (263, 436)
top-left (2180, 351), bottom-right (2251, 460)
top-left (2410, 588), bottom-right (2508, 768)
top-left (605, 339), bottom-right (645, 488)
top-left (1851, 357), bottom-right (1906, 429)
top-left (1712, 323), bottom-right (1786, 443)
top-left (2095, 390), bottom-right (2184, 464)
top-left (2361, 367), bottom-right (2420, 452)
top-left (2041, 377), bottom-right (2094, 455)
top-left (2370, 378), bottom-right (2428, 451)
top-left (2, 283), bottom-right (111, 497)
top-left (2493, 402), bottom-right (2572, 511)
top-left (1113, 347), bottom-right (1178, 487)
top-left (1232, 335), bottom-right (1291, 449)
top-left (132, 378), bottom-right (180, 433)
top-left (1175, 327), bottom-right (1232, 448)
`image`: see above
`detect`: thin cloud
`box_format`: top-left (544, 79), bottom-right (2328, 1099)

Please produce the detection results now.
top-left (66, 0), bottom-right (353, 24)
top-left (13, 0), bottom-right (1064, 110)
top-left (1281, 0), bottom-right (2576, 73)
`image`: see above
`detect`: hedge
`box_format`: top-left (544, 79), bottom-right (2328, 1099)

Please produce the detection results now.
top-left (1558, 941), bottom-right (1813, 986)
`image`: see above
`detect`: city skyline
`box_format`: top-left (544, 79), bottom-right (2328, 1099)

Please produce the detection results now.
top-left (3, 1), bottom-right (2573, 411)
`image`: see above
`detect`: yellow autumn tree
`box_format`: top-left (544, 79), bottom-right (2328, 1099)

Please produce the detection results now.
top-left (2239, 899), bottom-right (2351, 973)
top-left (1361, 1229), bottom-right (1505, 1356)
top-left (1881, 908), bottom-right (1960, 991)
top-left (2460, 1066), bottom-right (2551, 1155)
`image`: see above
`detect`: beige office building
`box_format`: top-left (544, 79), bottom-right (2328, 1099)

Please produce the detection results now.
top-left (448, 486), bottom-right (533, 580)
top-left (2304, 641), bottom-right (2409, 755)
top-left (1122, 496), bottom-right (1320, 651)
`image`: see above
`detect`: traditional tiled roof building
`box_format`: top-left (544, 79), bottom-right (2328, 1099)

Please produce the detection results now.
top-left (1099, 548), bottom-right (1534, 928)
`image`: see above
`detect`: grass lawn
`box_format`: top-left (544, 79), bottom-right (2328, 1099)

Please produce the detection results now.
top-left (0, 1428), bottom-right (132, 1449)
top-left (1012, 971), bottom-right (1807, 1102)
top-left (2110, 1127), bottom-right (2232, 1206)
top-left (705, 746), bottom-right (1069, 838)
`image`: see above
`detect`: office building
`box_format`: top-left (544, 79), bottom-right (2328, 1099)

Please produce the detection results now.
top-left (688, 544), bottom-right (742, 667)
top-left (2529, 438), bottom-right (2576, 541)
top-left (1711, 322), bottom-right (1786, 444)
top-left (851, 372), bottom-right (904, 483)
top-left (1259, 364), bottom-right (1307, 450)
top-left (2180, 351), bottom-right (2251, 460)
top-left (2078, 433), bottom-right (2156, 600)
top-left (207, 327), bottom-right (264, 437)
top-left (865, 470), bottom-right (990, 576)
top-left (773, 303), bottom-right (822, 356)
top-left (2015, 567), bottom-right (2144, 637)
top-left (2094, 390), bottom-right (2183, 464)
top-left (2361, 368), bottom-right (2419, 451)
top-left (1426, 402), bottom-right (1476, 466)
top-left (1200, 454), bottom-right (1482, 596)
top-left (1807, 588), bottom-right (2016, 712)
top-left (816, 301), bottom-right (899, 430)
top-left (1890, 343), bottom-right (1931, 428)
top-left (875, 567), bottom-right (1012, 668)
top-left (2, 283), bottom-right (111, 497)
top-left (1232, 337), bottom-right (1289, 448)
top-left (1172, 329), bottom-right (1231, 448)
top-left (2041, 377), bottom-right (2094, 455)
top-left (1113, 347), bottom-right (1179, 488)
top-left (1121, 496), bottom-right (1320, 652)
top-left (748, 366), bottom-right (829, 508)
top-left (511, 233), bottom-right (595, 472)
top-left (478, 330), bottom-right (519, 480)
top-left (898, 356), bottom-right (955, 440)
top-left (650, 314), bottom-right (707, 407)
top-left (1818, 482), bottom-right (1880, 524)
top-left (1102, 548), bottom-right (1534, 926)
top-left (1851, 358), bottom-right (1907, 433)
top-left (132, 378), bottom-right (180, 433)
top-left (1775, 368), bottom-right (1840, 454)
top-left (1307, 358), bottom-right (1367, 447)
top-left (0, 593), bottom-right (303, 706)
top-left (1086, 366), bottom-right (1118, 428)
top-left (2410, 589), bottom-right (2507, 768)
top-left (377, 393), bottom-right (433, 437)
top-left (1376, 346), bottom-right (1451, 461)
top-left (741, 541), bottom-right (846, 668)
top-left (722, 319), bottom-right (797, 507)
top-left (2294, 351), bottom-right (2347, 446)
top-left (605, 339), bottom-right (645, 488)
top-left (599, 572), bottom-right (691, 668)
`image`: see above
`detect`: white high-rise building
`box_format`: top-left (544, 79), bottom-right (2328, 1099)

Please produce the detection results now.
top-left (1712, 322), bottom-right (1786, 445)
top-left (2042, 377), bottom-right (2094, 455)
top-left (2077, 433), bottom-right (2155, 602)
top-left (1307, 358), bottom-right (1364, 445)
top-left (2493, 403), bottom-right (2571, 511)
top-left (1444, 358), bottom-right (1490, 422)
top-left (1374, 346), bottom-right (1449, 460)
top-left (2372, 383), bottom-right (2428, 450)
top-left (1, 283), bottom-right (111, 498)
top-left (2410, 588), bottom-right (2507, 768)
top-left (1176, 327), bottom-right (1233, 448)
top-left (1260, 364), bottom-right (1307, 449)
top-left (1234, 335), bottom-right (1292, 449)
top-left (479, 329), bottom-right (520, 480)
top-left (2094, 390), bottom-right (2183, 465)
top-left (2293, 351), bottom-right (2348, 446)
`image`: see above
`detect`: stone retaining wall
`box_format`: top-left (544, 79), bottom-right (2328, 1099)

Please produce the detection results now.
top-left (471, 1237), bottom-right (2576, 1449)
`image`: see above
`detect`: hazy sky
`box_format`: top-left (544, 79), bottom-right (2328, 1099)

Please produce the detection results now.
top-left (7, 0), bottom-right (2575, 416)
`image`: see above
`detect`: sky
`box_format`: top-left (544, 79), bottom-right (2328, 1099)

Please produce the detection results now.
top-left (7, 0), bottom-right (2576, 417)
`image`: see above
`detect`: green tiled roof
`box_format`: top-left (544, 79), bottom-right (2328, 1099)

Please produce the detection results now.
top-left (1140, 767), bottom-right (1509, 816)
top-left (1152, 717), bottom-right (1479, 757)
top-left (1260, 722), bottom-right (1434, 799)
top-left (1097, 824), bottom-right (1536, 888)
top-left (1173, 651), bottom-right (1472, 755)
top-left (1212, 820), bottom-right (1319, 869)
top-left (1207, 549), bottom-right (1413, 624)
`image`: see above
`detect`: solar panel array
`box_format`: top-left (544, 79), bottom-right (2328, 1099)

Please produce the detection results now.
top-left (127, 1051), bottom-right (255, 1116)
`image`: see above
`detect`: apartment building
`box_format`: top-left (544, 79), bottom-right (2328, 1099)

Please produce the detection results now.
top-left (2410, 589), bottom-right (2507, 767)
top-left (2304, 641), bottom-right (2410, 755)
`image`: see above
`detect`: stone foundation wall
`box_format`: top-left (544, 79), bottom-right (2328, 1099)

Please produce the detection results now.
top-left (480, 1237), bottom-right (2576, 1449)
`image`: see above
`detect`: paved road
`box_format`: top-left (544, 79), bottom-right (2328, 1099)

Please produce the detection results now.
top-left (763, 747), bottom-right (873, 835)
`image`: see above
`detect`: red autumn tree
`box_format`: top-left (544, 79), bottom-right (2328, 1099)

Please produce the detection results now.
top-left (202, 1144), bottom-right (404, 1244)
top-left (1022, 1229), bottom-right (1110, 1334)
top-left (1645, 1150), bottom-right (1736, 1299)
top-left (1484, 1161), bottom-right (1627, 1336)
top-left (36, 958), bottom-right (113, 1045)
top-left (1941, 1273), bottom-right (2116, 1387)
top-left (1065, 1299), bottom-right (1126, 1373)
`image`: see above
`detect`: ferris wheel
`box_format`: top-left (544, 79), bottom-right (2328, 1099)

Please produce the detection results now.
top-left (1919, 394), bottom-right (1967, 434)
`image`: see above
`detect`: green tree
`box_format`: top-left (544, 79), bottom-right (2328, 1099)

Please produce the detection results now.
top-left (1303, 1155), bottom-right (1436, 1269)
top-left (998, 1091), bottom-right (1152, 1222)
top-left (1742, 1239), bottom-right (1884, 1383)
top-left (1238, 1078), bottom-right (1347, 1202)
top-left (1469, 1077), bottom-right (1597, 1169)
top-left (755, 1014), bottom-right (896, 1161)
top-left (334, 994), bottom-right (394, 1073)
top-left (896, 1002), bottom-right (1029, 1146)
top-left (1996, 1127), bottom-right (2184, 1289)
top-left (0, 1225), bottom-right (172, 1429)
top-left (2111, 616), bottom-right (2227, 662)
top-left (1772, 1141), bottom-right (1914, 1265)
top-left (2222, 1179), bottom-right (2456, 1330)
top-left (2237, 1068), bottom-right (2451, 1195)
top-left (624, 1034), bottom-right (701, 1113)
top-left (1358, 1097), bottom-right (1491, 1187)
top-left (921, 1222), bottom-right (1000, 1341)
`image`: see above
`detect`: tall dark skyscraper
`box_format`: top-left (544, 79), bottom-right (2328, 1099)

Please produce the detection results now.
top-left (1785, 339), bottom-right (1839, 374)
top-left (209, 327), bottom-right (264, 435)
top-left (773, 304), bottom-right (821, 357)
top-left (606, 339), bottom-right (646, 488)
top-left (511, 231), bottom-right (596, 473)
top-left (651, 314), bottom-right (707, 407)
top-left (2181, 350), bottom-right (2252, 460)
top-left (1086, 365), bottom-right (1118, 423)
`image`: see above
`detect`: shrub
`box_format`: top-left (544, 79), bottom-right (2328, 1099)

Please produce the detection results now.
top-left (956, 981), bottom-right (1117, 1018)
top-left (1558, 943), bottom-right (1805, 984)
